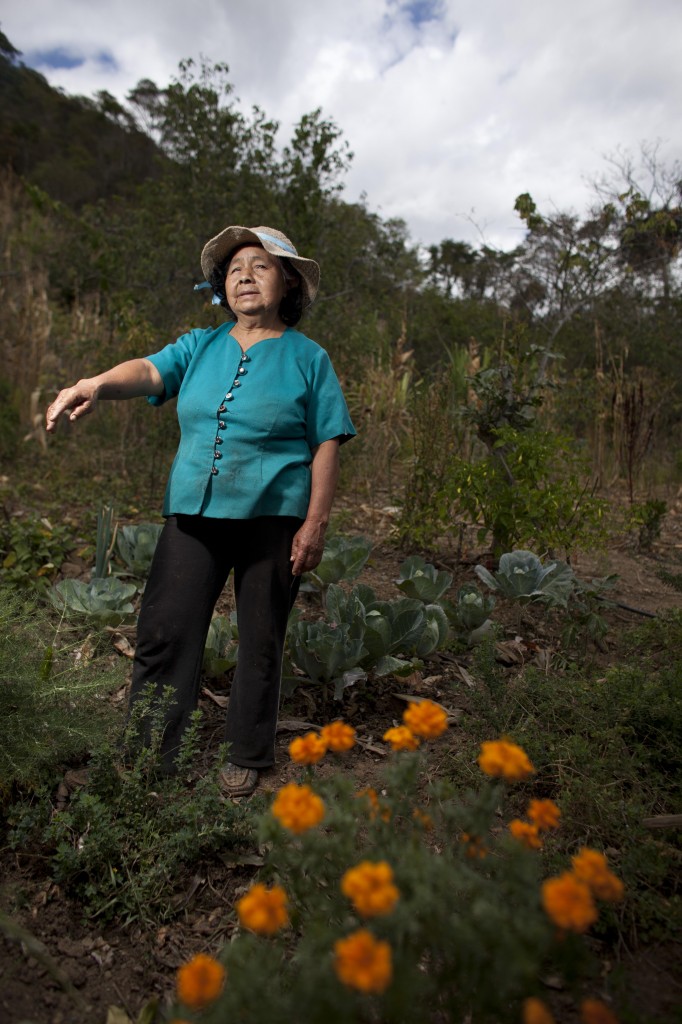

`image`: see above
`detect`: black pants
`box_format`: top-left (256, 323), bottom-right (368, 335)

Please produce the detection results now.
top-left (128, 514), bottom-right (302, 772)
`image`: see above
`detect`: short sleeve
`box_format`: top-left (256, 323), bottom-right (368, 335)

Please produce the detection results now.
top-left (145, 329), bottom-right (203, 406)
top-left (305, 350), bottom-right (356, 449)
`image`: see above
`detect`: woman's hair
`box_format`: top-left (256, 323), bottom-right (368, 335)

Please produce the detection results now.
top-left (209, 253), bottom-right (304, 326)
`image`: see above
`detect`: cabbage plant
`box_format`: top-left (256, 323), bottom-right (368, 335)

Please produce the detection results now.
top-left (396, 556), bottom-right (453, 603)
top-left (49, 578), bottom-right (137, 625)
top-left (300, 535), bottom-right (373, 592)
top-left (116, 524), bottom-right (163, 577)
top-left (203, 613), bottom-right (239, 678)
top-left (474, 550), bottom-right (576, 607)
top-left (287, 620), bottom-right (367, 699)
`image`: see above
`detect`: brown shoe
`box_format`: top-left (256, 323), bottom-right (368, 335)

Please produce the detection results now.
top-left (219, 762), bottom-right (259, 798)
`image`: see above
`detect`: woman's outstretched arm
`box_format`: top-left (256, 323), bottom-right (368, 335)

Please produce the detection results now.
top-left (46, 358), bottom-right (164, 433)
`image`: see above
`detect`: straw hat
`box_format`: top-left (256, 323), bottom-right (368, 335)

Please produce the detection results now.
top-left (200, 225), bottom-right (320, 308)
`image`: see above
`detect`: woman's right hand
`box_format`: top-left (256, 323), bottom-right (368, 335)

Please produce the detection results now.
top-left (46, 379), bottom-right (100, 433)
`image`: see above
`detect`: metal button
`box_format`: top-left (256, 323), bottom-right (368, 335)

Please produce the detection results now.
top-left (237, 367), bottom-right (246, 375)
top-left (214, 450), bottom-right (222, 459)
top-left (218, 420), bottom-right (226, 430)
top-left (226, 392), bottom-right (233, 400)
top-left (218, 404), bottom-right (226, 413)
top-left (233, 380), bottom-right (241, 387)
top-left (215, 435), bottom-right (223, 445)
top-left (241, 353), bottom-right (249, 362)
top-left (211, 467), bottom-right (219, 476)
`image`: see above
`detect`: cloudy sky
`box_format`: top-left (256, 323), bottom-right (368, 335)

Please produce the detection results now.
top-left (2, 0), bottom-right (681, 250)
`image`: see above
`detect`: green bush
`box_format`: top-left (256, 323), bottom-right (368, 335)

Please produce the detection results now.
top-left (8, 690), bottom-right (255, 925)
top-left (0, 588), bottom-right (124, 798)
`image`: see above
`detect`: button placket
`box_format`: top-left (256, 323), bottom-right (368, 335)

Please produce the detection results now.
top-left (210, 350), bottom-right (251, 478)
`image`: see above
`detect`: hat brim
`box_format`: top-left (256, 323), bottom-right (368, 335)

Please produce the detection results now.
top-left (200, 225), bottom-right (320, 308)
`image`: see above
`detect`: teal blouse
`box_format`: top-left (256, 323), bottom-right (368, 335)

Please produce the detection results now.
top-left (145, 322), bottom-right (356, 520)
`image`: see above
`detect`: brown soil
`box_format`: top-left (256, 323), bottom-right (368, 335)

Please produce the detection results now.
top-left (1, 499), bottom-right (681, 1024)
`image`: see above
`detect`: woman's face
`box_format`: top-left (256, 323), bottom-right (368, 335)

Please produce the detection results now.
top-left (224, 244), bottom-right (290, 320)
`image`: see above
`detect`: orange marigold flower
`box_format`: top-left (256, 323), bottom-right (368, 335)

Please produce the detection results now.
top-left (509, 819), bottom-right (543, 850)
top-left (413, 807), bottom-right (433, 830)
top-left (355, 787), bottom-right (391, 822)
top-left (236, 883), bottom-right (289, 935)
top-left (289, 731), bottom-right (327, 765)
top-left (341, 861), bottom-right (400, 917)
top-left (320, 720), bottom-right (356, 752)
top-left (403, 699), bottom-right (448, 739)
top-left (478, 739), bottom-right (535, 782)
top-left (527, 798), bottom-right (561, 831)
top-left (334, 928), bottom-right (392, 994)
top-left (541, 872), bottom-right (598, 933)
top-left (460, 832), bottom-right (487, 859)
top-left (176, 953), bottom-right (225, 1010)
top-left (580, 997), bottom-right (620, 1024)
top-left (522, 996), bottom-right (556, 1024)
top-left (271, 782), bottom-right (325, 834)
top-left (571, 849), bottom-right (624, 902)
top-left (383, 725), bottom-right (420, 751)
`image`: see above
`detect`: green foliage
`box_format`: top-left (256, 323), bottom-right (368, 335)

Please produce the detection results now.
top-left (475, 550), bottom-right (575, 607)
top-left (628, 499), bottom-right (667, 551)
top-left (452, 426), bottom-right (609, 556)
top-left (286, 620), bottom-right (367, 700)
top-left (441, 583), bottom-right (496, 636)
top-left (8, 690), bottom-right (254, 925)
top-left (49, 577), bottom-right (137, 625)
top-left (203, 612), bottom-right (239, 678)
top-left (0, 588), bottom-right (124, 796)
top-left (0, 513), bottom-right (72, 591)
top-left (301, 534), bottom-right (373, 593)
top-left (395, 555), bottom-right (452, 603)
top-left (458, 611), bottom-right (682, 942)
top-left (116, 522), bottom-right (163, 576)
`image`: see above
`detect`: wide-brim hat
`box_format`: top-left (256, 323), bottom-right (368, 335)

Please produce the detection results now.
top-left (200, 225), bottom-right (320, 308)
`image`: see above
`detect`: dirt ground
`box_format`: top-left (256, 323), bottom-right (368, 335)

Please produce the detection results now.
top-left (1, 498), bottom-right (681, 1024)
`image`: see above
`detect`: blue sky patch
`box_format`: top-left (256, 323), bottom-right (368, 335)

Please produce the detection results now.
top-left (389, 0), bottom-right (444, 28)
top-left (26, 46), bottom-right (119, 72)
top-left (28, 46), bottom-right (84, 70)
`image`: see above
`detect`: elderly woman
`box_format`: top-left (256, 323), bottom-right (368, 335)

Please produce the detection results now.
top-left (46, 225), bottom-right (355, 796)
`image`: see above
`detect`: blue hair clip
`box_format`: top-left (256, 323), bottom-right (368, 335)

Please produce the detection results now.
top-left (194, 282), bottom-right (223, 305)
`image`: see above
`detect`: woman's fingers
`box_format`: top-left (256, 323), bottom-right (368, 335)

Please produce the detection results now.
top-left (45, 385), bottom-right (97, 433)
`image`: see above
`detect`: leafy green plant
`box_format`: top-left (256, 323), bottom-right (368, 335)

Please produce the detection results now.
top-left (395, 555), bottom-right (452, 603)
top-left (0, 513), bottom-right (73, 591)
top-left (440, 583), bottom-right (496, 642)
top-left (475, 550), bottom-right (576, 607)
top-left (116, 523), bottom-right (163, 576)
top-left (94, 504), bottom-right (116, 579)
top-left (628, 498), bottom-right (667, 551)
top-left (455, 611), bottom-right (682, 943)
top-left (49, 577), bottom-right (137, 625)
top-left (8, 689), bottom-right (255, 925)
top-left (300, 534), bottom-right (373, 593)
top-left (203, 612), bottom-right (239, 678)
top-left (286, 620), bottom-right (367, 700)
top-left (323, 583), bottom-right (449, 676)
top-left (0, 587), bottom-right (124, 797)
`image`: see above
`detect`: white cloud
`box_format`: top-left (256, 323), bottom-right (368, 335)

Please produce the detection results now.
top-left (2, 0), bottom-right (681, 249)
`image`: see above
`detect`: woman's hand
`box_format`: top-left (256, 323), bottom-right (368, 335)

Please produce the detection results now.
top-left (290, 518), bottom-right (327, 576)
top-left (45, 359), bottom-right (164, 434)
top-left (46, 379), bottom-right (100, 433)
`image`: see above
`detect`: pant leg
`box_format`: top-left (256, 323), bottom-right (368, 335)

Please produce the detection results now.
top-left (225, 516), bottom-right (302, 768)
top-left (128, 515), bottom-right (233, 771)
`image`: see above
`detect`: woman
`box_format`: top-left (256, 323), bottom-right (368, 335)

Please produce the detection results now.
top-left (46, 225), bottom-right (356, 796)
